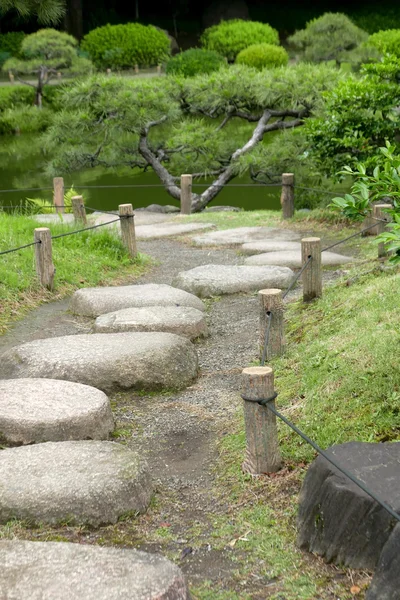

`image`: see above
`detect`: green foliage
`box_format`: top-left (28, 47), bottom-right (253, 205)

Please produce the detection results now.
top-left (0, 105), bottom-right (52, 134)
top-left (0, 32), bottom-right (25, 66)
top-left (201, 19), bottom-right (279, 62)
top-left (306, 77), bottom-right (400, 176)
top-left (0, 0), bottom-right (65, 24)
top-left (0, 85), bottom-right (35, 110)
top-left (166, 48), bottom-right (225, 78)
top-left (362, 53), bottom-right (400, 82)
top-left (236, 43), bottom-right (288, 70)
top-left (289, 12), bottom-right (374, 67)
top-left (368, 29), bottom-right (400, 57)
top-left (349, 8), bottom-right (400, 34)
top-left (26, 185), bottom-right (78, 214)
top-left (81, 23), bottom-right (170, 70)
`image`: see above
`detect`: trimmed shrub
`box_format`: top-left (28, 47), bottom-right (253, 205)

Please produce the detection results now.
top-left (201, 19), bottom-right (279, 62)
top-left (0, 86), bottom-right (35, 111)
top-left (81, 23), bottom-right (170, 69)
top-left (236, 43), bottom-right (288, 69)
top-left (166, 48), bottom-right (225, 77)
top-left (368, 29), bottom-right (400, 58)
top-left (0, 106), bottom-right (52, 134)
top-left (0, 32), bottom-right (25, 66)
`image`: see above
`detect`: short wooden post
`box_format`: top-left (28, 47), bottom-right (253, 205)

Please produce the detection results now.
top-left (8, 71), bottom-right (14, 84)
top-left (34, 228), bottom-right (55, 290)
top-left (241, 366), bottom-right (282, 474)
top-left (180, 174), bottom-right (192, 215)
top-left (53, 177), bottom-right (64, 214)
top-left (280, 173), bottom-right (295, 219)
top-left (157, 64), bottom-right (161, 75)
top-left (119, 203), bottom-right (137, 258)
top-left (135, 64), bottom-right (139, 74)
top-left (259, 289), bottom-right (285, 362)
top-left (71, 195), bottom-right (87, 225)
top-left (106, 68), bottom-right (111, 76)
top-left (301, 237), bottom-right (322, 302)
top-left (57, 72), bottom-right (62, 79)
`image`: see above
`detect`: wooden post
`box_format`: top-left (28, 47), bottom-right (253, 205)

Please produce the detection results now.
top-left (34, 228), bottom-right (55, 290)
top-left (57, 72), bottom-right (62, 79)
top-left (259, 289), bottom-right (285, 362)
top-left (280, 173), bottom-right (295, 219)
top-left (106, 68), bottom-right (111, 76)
top-left (241, 366), bottom-right (282, 474)
top-left (135, 64), bottom-right (139, 74)
top-left (180, 174), bottom-right (192, 215)
top-left (373, 204), bottom-right (392, 257)
top-left (8, 71), bottom-right (14, 84)
top-left (53, 177), bottom-right (64, 214)
top-left (71, 195), bottom-right (87, 225)
top-left (157, 64), bottom-right (161, 75)
top-left (119, 203), bottom-right (137, 258)
top-left (301, 237), bottom-right (322, 302)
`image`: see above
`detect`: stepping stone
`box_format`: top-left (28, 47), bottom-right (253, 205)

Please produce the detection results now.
top-left (245, 250), bottom-right (353, 268)
top-left (71, 283), bottom-right (205, 318)
top-left (172, 264), bottom-right (293, 298)
top-left (241, 241), bottom-right (302, 255)
top-left (0, 540), bottom-right (190, 600)
top-left (135, 221), bottom-right (214, 239)
top-left (34, 214), bottom-right (75, 224)
top-left (0, 441), bottom-right (152, 526)
top-left (0, 333), bottom-right (198, 393)
top-left (297, 441), bottom-right (400, 570)
top-left (192, 226), bottom-right (300, 246)
top-left (0, 379), bottom-right (114, 445)
top-left (94, 306), bottom-right (208, 339)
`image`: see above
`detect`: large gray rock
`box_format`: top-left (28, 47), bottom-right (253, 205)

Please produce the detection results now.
top-left (0, 541), bottom-right (190, 600)
top-left (71, 284), bottom-right (205, 318)
top-left (172, 264), bottom-right (293, 297)
top-left (0, 441), bottom-right (152, 526)
top-left (0, 333), bottom-right (198, 393)
top-left (0, 379), bottom-right (114, 445)
top-left (241, 241), bottom-right (302, 255)
top-left (192, 226), bottom-right (300, 246)
top-left (366, 523), bottom-right (400, 600)
top-left (297, 442), bottom-right (400, 569)
top-left (135, 221), bottom-right (214, 239)
top-left (94, 306), bottom-right (207, 339)
top-left (245, 250), bottom-right (353, 268)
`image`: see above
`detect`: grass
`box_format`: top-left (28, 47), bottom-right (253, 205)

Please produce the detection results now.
top-left (0, 212), bottom-right (151, 333)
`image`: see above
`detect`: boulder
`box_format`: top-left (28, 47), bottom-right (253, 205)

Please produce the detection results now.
top-left (172, 264), bottom-right (293, 297)
top-left (0, 441), bottom-right (152, 526)
top-left (138, 203), bottom-right (180, 214)
top-left (192, 226), bottom-right (300, 246)
top-left (241, 241), bottom-right (302, 255)
top-left (94, 305), bottom-right (207, 339)
top-left (0, 332), bottom-right (198, 393)
top-left (0, 541), bottom-right (190, 600)
top-left (70, 284), bottom-right (205, 318)
top-left (245, 250), bottom-right (353, 268)
top-left (0, 379), bottom-right (114, 445)
top-left (297, 442), bottom-right (400, 569)
top-left (366, 523), bottom-right (400, 600)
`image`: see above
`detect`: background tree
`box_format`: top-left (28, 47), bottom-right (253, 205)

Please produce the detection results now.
top-left (43, 64), bottom-right (344, 211)
top-left (0, 0), bottom-right (65, 24)
top-left (3, 28), bottom-right (91, 107)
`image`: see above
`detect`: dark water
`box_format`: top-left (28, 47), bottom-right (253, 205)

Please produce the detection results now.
top-left (0, 135), bottom-right (281, 212)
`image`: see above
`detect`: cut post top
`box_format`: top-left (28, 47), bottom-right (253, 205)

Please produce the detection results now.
top-left (282, 173), bottom-right (294, 184)
top-left (301, 237), bottom-right (320, 243)
top-left (242, 366), bottom-right (273, 376)
top-left (34, 227), bottom-right (50, 233)
top-left (259, 288), bottom-right (282, 297)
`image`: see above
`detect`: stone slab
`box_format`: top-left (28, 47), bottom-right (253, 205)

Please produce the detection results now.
top-left (0, 541), bottom-right (190, 600)
top-left (297, 441), bottom-right (400, 569)
top-left (0, 379), bottom-right (114, 445)
top-left (94, 306), bottom-right (207, 339)
top-left (0, 441), bottom-right (152, 526)
top-left (192, 226), bottom-right (301, 246)
top-left (0, 333), bottom-right (198, 393)
top-left (366, 523), bottom-right (400, 600)
top-left (34, 214), bottom-right (75, 224)
top-left (135, 221), bottom-right (214, 239)
top-left (172, 264), bottom-right (294, 297)
top-left (241, 241), bottom-right (302, 255)
top-left (92, 212), bottom-right (171, 227)
top-left (71, 284), bottom-right (205, 318)
top-left (245, 250), bottom-right (353, 268)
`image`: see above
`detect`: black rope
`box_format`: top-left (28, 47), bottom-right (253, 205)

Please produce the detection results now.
top-left (282, 256), bottom-right (313, 299)
top-left (260, 312), bottom-right (273, 367)
top-left (322, 221), bottom-right (386, 253)
top-left (50, 217), bottom-right (120, 240)
top-left (0, 240), bottom-right (41, 256)
top-left (242, 391), bottom-right (279, 406)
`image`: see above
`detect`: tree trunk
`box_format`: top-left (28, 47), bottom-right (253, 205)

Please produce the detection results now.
top-left (35, 68), bottom-right (45, 109)
top-left (65, 0), bottom-right (83, 39)
top-left (135, 0), bottom-right (139, 20)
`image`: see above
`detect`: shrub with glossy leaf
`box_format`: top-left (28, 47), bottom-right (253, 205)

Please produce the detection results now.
top-left (201, 19), bottom-right (279, 62)
top-left (368, 29), bottom-right (400, 58)
top-left (166, 48), bottom-right (225, 77)
top-left (236, 43), bottom-right (288, 69)
top-left (81, 23), bottom-right (170, 69)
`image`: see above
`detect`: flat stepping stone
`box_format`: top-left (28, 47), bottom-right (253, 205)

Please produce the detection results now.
top-left (94, 306), bottom-right (207, 339)
top-left (0, 333), bottom-right (198, 393)
top-left (135, 221), bottom-right (214, 239)
top-left (0, 540), bottom-right (190, 600)
top-left (172, 264), bottom-right (293, 298)
top-left (192, 226), bottom-right (300, 246)
top-left (0, 441), bottom-right (152, 526)
top-left (34, 214), bottom-right (75, 224)
top-left (297, 441), bottom-right (400, 569)
top-left (71, 283), bottom-right (205, 318)
top-left (245, 250), bottom-right (353, 268)
top-left (0, 379), bottom-right (114, 445)
top-left (241, 240), bottom-right (302, 255)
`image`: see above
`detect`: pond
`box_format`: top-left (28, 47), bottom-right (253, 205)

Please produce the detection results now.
top-left (0, 134), bottom-right (282, 213)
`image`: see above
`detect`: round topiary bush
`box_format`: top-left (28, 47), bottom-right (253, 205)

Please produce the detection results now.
top-left (236, 43), bottom-right (289, 69)
top-left (201, 19), bottom-right (279, 62)
top-left (166, 48), bottom-right (225, 77)
top-left (81, 23), bottom-right (170, 70)
top-left (368, 29), bottom-right (400, 58)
